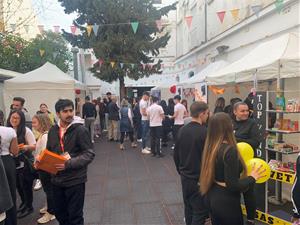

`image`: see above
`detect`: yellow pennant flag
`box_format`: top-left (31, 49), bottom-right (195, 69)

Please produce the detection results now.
top-left (39, 49), bottom-right (45, 57)
top-left (110, 61), bottom-right (115, 68)
top-left (230, 9), bottom-right (240, 21)
top-left (86, 25), bottom-right (93, 37)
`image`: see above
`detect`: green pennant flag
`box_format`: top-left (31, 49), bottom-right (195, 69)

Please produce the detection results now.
top-left (131, 22), bottom-right (139, 34)
top-left (275, 0), bottom-right (284, 13)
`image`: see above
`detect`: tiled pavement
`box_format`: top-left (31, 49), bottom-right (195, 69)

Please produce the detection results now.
top-left (17, 137), bottom-right (265, 225)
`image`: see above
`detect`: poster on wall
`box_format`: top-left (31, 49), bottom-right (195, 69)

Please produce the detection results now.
top-left (194, 82), bottom-right (207, 103)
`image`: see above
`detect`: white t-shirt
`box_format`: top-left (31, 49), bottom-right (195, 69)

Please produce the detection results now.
top-left (174, 103), bottom-right (186, 125)
top-left (25, 127), bottom-right (36, 146)
top-left (0, 126), bottom-right (17, 155)
top-left (139, 99), bottom-right (149, 121)
top-left (147, 103), bottom-right (164, 127)
top-left (34, 132), bottom-right (48, 157)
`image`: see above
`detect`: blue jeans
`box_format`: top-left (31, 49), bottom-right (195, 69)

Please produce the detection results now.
top-left (141, 120), bottom-right (150, 149)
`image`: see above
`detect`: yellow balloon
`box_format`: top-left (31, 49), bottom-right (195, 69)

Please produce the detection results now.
top-left (246, 158), bottom-right (271, 184)
top-left (237, 142), bottom-right (254, 163)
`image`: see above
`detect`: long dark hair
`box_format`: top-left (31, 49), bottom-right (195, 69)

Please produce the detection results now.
top-left (200, 112), bottom-right (246, 195)
top-left (7, 110), bottom-right (26, 144)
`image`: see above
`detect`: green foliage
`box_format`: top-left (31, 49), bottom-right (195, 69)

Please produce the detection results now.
top-left (0, 31), bottom-right (72, 73)
top-left (59, 0), bottom-right (176, 83)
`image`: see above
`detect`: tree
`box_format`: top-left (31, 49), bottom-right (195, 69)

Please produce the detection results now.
top-left (59, 0), bottom-right (176, 97)
top-left (0, 31), bottom-right (72, 73)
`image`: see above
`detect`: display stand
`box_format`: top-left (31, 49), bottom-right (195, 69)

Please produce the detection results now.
top-left (264, 90), bottom-right (300, 224)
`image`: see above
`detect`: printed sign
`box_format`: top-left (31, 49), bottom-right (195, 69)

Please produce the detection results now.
top-left (270, 170), bottom-right (296, 184)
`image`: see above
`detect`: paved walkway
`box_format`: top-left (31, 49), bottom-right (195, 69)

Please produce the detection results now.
top-left (18, 137), bottom-right (185, 225)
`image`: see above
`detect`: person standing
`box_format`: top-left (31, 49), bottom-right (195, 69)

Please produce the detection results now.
top-left (292, 153), bottom-right (300, 223)
top-left (213, 97), bottom-right (225, 114)
top-left (233, 102), bottom-right (261, 225)
top-left (97, 97), bottom-right (106, 135)
top-left (108, 96), bottom-right (119, 141)
top-left (200, 112), bottom-right (264, 225)
top-left (119, 99), bottom-right (136, 150)
top-left (36, 103), bottom-right (56, 125)
top-left (147, 97), bottom-right (164, 157)
top-left (7, 110), bottom-right (36, 219)
top-left (169, 95), bottom-right (187, 150)
top-left (11, 97), bottom-right (32, 128)
top-left (44, 99), bottom-right (95, 225)
top-left (132, 97), bottom-right (142, 142)
top-left (82, 96), bottom-right (97, 143)
top-left (32, 114), bottom-right (56, 224)
top-left (174, 102), bottom-right (209, 225)
top-left (139, 92), bottom-right (151, 154)
top-left (0, 125), bottom-right (19, 225)
top-left (0, 155), bottom-right (13, 225)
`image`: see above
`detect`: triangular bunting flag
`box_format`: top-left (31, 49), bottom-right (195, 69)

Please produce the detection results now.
top-left (230, 9), bottom-right (240, 21)
top-left (52, 52), bottom-right (58, 59)
top-left (110, 61), bottom-right (115, 68)
top-left (155, 20), bottom-right (163, 31)
top-left (217, 11), bottom-right (226, 23)
top-left (86, 25), bottom-right (93, 37)
top-left (131, 22), bottom-right (139, 34)
top-left (24, 25), bottom-right (29, 33)
top-left (10, 24), bottom-right (16, 31)
top-left (53, 25), bottom-right (60, 33)
top-left (70, 25), bottom-right (77, 35)
top-left (92, 24), bottom-right (99, 36)
top-left (39, 49), bottom-right (45, 57)
top-left (38, 25), bottom-right (44, 34)
top-left (142, 64), bottom-right (146, 70)
top-left (131, 64), bottom-right (135, 69)
top-left (251, 5), bottom-right (262, 17)
top-left (234, 85), bottom-right (240, 94)
top-left (120, 63), bottom-right (124, 69)
top-left (275, 0), bottom-right (284, 13)
top-left (98, 59), bottom-right (104, 67)
top-left (185, 16), bottom-right (193, 29)
top-left (0, 22), bottom-right (4, 32)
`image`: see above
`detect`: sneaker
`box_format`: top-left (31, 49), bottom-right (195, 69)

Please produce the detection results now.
top-left (141, 148), bottom-right (151, 154)
top-left (34, 179), bottom-right (42, 191)
top-left (137, 139), bottom-right (142, 143)
top-left (145, 147), bottom-right (151, 151)
top-left (171, 145), bottom-right (175, 150)
top-left (37, 212), bottom-right (56, 224)
top-left (120, 144), bottom-right (124, 150)
top-left (131, 143), bottom-right (137, 148)
top-left (39, 206), bottom-right (47, 214)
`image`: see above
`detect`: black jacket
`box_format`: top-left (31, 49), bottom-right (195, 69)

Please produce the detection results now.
top-left (233, 118), bottom-right (261, 151)
top-left (46, 119), bottom-right (95, 187)
top-left (108, 102), bottom-right (120, 121)
top-left (174, 121), bottom-right (207, 180)
top-left (82, 102), bottom-right (97, 118)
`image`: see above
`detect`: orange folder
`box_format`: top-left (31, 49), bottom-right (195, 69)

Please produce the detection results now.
top-left (36, 149), bottom-right (67, 175)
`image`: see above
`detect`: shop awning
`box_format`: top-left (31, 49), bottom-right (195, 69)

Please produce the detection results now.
top-left (206, 32), bottom-right (300, 84)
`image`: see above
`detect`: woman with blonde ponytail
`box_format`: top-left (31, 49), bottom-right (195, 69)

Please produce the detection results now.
top-left (199, 113), bottom-right (265, 225)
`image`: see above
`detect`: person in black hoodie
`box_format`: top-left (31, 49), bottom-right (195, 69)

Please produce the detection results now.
top-left (45, 99), bottom-right (95, 225)
top-left (233, 102), bottom-right (261, 225)
top-left (174, 101), bottom-right (210, 225)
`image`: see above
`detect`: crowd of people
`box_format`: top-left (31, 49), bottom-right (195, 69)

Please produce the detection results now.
top-left (0, 92), bottom-right (299, 225)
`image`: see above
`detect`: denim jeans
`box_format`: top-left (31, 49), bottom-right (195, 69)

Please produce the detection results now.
top-left (141, 120), bottom-right (150, 149)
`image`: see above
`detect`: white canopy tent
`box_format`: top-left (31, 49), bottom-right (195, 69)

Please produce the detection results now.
top-left (4, 62), bottom-right (85, 117)
top-left (179, 60), bottom-right (229, 86)
top-left (206, 32), bottom-right (300, 84)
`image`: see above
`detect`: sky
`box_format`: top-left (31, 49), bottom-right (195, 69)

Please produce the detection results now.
top-left (32, 0), bottom-right (76, 32)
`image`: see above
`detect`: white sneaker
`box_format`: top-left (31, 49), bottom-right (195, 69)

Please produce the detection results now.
top-left (37, 212), bottom-right (55, 224)
top-left (145, 147), bottom-right (151, 151)
top-left (34, 179), bottom-right (42, 191)
top-left (137, 139), bottom-right (142, 143)
top-left (142, 148), bottom-right (151, 154)
top-left (39, 206), bottom-right (47, 214)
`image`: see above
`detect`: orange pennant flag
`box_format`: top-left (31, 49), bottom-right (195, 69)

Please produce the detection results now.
top-left (110, 61), bottom-right (116, 68)
top-left (230, 9), bottom-right (240, 21)
top-left (209, 86), bottom-right (225, 95)
top-left (86, 25), bottom-right (93, 37)
top-left (234, 85), bottom-right (240, 94)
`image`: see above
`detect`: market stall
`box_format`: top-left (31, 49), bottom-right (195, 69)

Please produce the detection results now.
top-left (3, 62), bottom-right (86, 118)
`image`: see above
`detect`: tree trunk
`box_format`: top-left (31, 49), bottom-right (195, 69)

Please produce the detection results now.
top-left (119, 77), bottom-right (126, 100)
